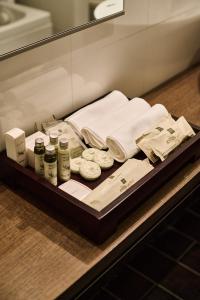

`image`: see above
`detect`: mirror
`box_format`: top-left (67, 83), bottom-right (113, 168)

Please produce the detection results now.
top-left (0, 0), bottom-right (124, 60)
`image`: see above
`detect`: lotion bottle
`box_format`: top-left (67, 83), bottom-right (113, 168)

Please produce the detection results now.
top-left (49, 131), bottom-right (59, 156)
top-left (58, 137), bottom-right (70, 182)
top-left (44, 145), bottom-right (57, 186)
top-left (34, 138), bottom-right (45, 176)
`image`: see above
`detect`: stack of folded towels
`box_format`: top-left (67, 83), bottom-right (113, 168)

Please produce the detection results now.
top-left (65, 91), bottom-right (129, 139)
top-left (65, 90), bottom-right (169, 162)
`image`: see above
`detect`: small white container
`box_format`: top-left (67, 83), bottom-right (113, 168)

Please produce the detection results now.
top-left (4, 127), bottom-right (26, 166)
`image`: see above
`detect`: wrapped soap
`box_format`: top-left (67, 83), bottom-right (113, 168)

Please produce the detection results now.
top-left (45, 121), bottom-right (77, 139)
top-left (148, 117), bottom-right (195, 161)
top-left (5, 128), bottom-right (26, 166)
top-left (136, 130), bottom-right (160, 163)
top-left (82, 158), bottom-right (154, 211)
top-left (136, 114), bottom-right (176, 163)
top-left (69, 137), bottom-right (85, 159)
top-left (149, 128), bottom-right (182, 161)
top-left (176, 116), bottom-right (195, 140)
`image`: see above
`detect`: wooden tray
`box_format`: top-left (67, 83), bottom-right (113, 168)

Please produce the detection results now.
top-left (1, 122), bottom-right (200, 244)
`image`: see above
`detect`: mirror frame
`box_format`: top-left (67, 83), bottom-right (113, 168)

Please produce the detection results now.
top-left (0, 4), bottom-right (125, 61)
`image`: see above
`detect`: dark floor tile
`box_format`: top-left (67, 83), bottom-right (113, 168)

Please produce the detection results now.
top-left (189, 198), bottom-right (200, 216)
top-left (143, 287), bottom-right (179, 300)
top-left (76, 264), bottom-right (122, 300)
top-left (77, 287), bottom-right (116, 300)
top-left (150, 228), bottom-right (192, 259)
top-left (181, 243), bottom-right (200, 274)
top-left (128, 246), bottom-right (175, 282)
top-left (190, 188), bottom-right (200, 203)
top-left (161, 264), bottom-right (200, 300)
top-left (173, 211), bottom-right (200, 242)
top-left (105, 266), bottom-right (153, 300)
top-left (76, 281), bottom-right (104, 300)
top-left (90, 289), bottom-right (116, 300)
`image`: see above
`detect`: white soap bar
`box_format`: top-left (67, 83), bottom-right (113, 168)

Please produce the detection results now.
top-left (5, 128), bottom-right (26, 166)
top-left (25, 131), bottom-right (49, 168)
top-left (82, 148), bottom-right (114, 169)
top-left (79, 160), bottom-right (101, 180)
top-left (93, 150), bottom-right (114, 169)
top-left (70, 157), bottom-right (85, 174)
top-left (82, 148), bottom-right (100, 161)
top-left (59, 179), bottom-right (92, 200)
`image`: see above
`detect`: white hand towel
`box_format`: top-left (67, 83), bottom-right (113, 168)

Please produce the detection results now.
top-left (65, 90), bottom-right (129, 139)
top-left (81, 98), bottom-right (151, 149)
top-left (106, 104), bottom-right (169, 162)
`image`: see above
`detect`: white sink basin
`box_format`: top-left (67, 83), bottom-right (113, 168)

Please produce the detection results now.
top-left (0, 3), bottom-right (25, 26)
top-left (0, 2), bottom-right (53, 55)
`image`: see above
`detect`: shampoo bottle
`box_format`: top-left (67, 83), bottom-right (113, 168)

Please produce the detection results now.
top-left (44, 145), bottom-right (57, 186)
top-left (58, 137), bottom-right (70, 182)
top-left (49, 131), bottom-right (59, 156)
top-left (34, 138), bottom-right (45, 176)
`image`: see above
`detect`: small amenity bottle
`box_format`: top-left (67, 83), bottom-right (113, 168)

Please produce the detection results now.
top-left (49, 131), bottom-right (59, 156)
top-left (34, 138), bottom-right (45, 176)
top-left (44, 145), bottom-right (57, 186)
top-left (58, 137), bottom-right (70, 182)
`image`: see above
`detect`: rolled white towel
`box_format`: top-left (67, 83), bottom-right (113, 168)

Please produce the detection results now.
top-left (65, 90), bottom-right (129, 139)
top-left (106, 104), bottom-right (169, 162)
top-left (81, 97), bottom-right (151, 149)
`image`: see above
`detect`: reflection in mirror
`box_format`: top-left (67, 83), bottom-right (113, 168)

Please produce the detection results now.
top-left (0, 0), bottom-right (124, 59)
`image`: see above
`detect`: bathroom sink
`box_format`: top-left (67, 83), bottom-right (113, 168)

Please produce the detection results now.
top-left (0, 4), bottom-right (25, 26)
top-left (0, 2), bottom-right (53, 55)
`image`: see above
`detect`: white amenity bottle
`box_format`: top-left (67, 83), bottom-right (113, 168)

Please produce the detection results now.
top-left (34, 138), bottom-right (45, 176)
top-left (58, 137), bottom-right (70, 182)
top-left (49, 131), bottom-right (59, 156)
top-left (44, 145), bottom-right (57, 186)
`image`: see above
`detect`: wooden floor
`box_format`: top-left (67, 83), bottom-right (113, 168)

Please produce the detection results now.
top-left (0, 65), bottom-right (200, 300)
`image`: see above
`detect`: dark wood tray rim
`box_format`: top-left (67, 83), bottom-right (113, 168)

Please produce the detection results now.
top-left (1, 103), bottom-right (200, 244)
top-left (1, 124), bottom-right (200, 221)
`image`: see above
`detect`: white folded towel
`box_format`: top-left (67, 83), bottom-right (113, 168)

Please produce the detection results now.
top-left (81, 97), bottom-right (151, 149)
top-left (65, 90), bottom-right (129, 139)
top-left (106, 104), bottom-right (169, 162)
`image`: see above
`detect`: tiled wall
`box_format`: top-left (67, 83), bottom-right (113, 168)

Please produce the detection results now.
top-left (0, 0), bottom-right (200, 149)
